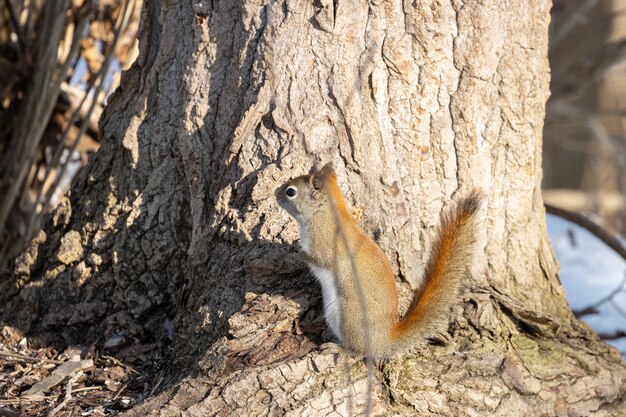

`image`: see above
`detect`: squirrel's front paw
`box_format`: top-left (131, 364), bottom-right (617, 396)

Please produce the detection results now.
top-left (319, 341), bottom-right (343, 355)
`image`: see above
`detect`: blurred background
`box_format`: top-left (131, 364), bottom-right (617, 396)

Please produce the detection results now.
top-left (0, 0), bottom-right (141, 265)
top-left (545, 0), bottom-right (626, 235)
top-left (544, 0), bottom-right (626, 355)
top-left (0, 0), bottom-right (624, 345)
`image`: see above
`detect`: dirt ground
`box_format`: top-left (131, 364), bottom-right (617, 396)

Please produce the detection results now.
top-left (0, 325), bottom-right (164, 417)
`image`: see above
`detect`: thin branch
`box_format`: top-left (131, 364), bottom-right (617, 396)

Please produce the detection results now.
top-left (0, 350), bottom-right (63, 365)
top-left (0, 0), bottom-right (72, 243)
top-left (4, 0), bottom-right (27, 52)
top-left (545, 203), bottom-right (626, 261)
top-left (53, 4), bottom-right (94, 89)
top-left (40, 0), bottom-right (133, 214)
top-left (28, 0), bottom-right (132, 234)
top-left (70, 386), bottom-right (102, 394)
top-left (573, 273), bottom-right (626, 318)
top-left (5, 3), bottom-right (93, 259)
top-left (110, 381), bottom-right (129, 401)
top-left (596, 330), bottom-right (626, 341)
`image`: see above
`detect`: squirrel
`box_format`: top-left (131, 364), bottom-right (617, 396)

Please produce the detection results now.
top-left (275, 162), bottom-right (482, 357)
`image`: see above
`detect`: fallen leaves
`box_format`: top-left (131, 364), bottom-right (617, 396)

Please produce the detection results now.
top-left (0, 326), bottom-right (154, 416)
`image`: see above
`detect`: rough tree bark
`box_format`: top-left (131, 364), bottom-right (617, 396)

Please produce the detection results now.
top-left (2, 1), bottom-right (625, 416)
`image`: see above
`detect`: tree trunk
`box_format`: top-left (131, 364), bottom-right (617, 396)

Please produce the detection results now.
top-left (2, 1), bottom-right (625, 416)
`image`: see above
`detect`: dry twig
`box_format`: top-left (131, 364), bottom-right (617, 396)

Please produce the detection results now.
top-left (0, 351), bottom-right (63, 365)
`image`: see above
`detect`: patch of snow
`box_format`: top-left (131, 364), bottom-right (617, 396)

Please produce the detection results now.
top-left (546, 214), bottom-right (626, 355)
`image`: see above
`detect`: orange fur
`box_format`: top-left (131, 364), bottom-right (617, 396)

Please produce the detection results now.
top-left (392, 191), bottom-right (482, 350)
top-left (276, 163), bottom-right (482, 356)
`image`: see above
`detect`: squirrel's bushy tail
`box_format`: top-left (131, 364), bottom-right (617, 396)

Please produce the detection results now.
top-left (391, 190), bottom-right (483, 352)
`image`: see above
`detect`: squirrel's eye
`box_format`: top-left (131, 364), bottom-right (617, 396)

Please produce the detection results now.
top-left (285, 186), bottom-right (297, 199)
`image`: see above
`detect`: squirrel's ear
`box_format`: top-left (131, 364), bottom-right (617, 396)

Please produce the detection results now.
top-left (318, 162), bottom-right (336, 178)
top-left (311, 174), bottom-right (324, 190)
top-left (310, 162), bottom-right (335, 190)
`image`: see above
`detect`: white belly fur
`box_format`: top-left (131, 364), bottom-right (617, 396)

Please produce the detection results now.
top-left (308, 264), bottom-right (342, 341)
top-left (297, 219), bottom-right (342, 340)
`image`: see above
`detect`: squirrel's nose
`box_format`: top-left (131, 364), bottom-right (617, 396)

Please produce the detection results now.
top-left (274, 184), bottom-right (287, 204)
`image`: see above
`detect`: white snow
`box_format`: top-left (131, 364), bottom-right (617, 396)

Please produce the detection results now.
top-left (546, 214), bottom-right (626, 355)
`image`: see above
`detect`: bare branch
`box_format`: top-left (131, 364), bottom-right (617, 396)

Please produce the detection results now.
top-left (573, 273), bottom-right (626, 318)
top-left (0, 0), bottom-right (72, 243)
top-left (26, 0), bottom-right (132, 237)
top-left (3, 0), bottom-right (27, 52)
top-left (545, 203), bottom-right (626, 261)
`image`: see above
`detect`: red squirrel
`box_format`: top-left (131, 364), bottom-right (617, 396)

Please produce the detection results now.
top-left (275, 163), bottom-right (482, 357)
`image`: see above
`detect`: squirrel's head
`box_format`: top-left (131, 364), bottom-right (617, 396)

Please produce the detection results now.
top-left (275, 162), bottom-right (337, 223)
